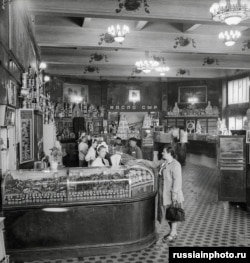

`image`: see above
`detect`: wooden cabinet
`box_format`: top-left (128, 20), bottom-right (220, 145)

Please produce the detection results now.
top-left (163, 116), bottom-right (218, 134)
top-left (218, 136), bottom-right (246, 202)
top-left (55, 117), bottom-right (73, 139)
top-left (85, 117), bottom-right (103, 135)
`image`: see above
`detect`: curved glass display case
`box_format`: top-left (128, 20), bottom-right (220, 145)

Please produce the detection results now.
top-left (1, 165), bottom-right (155, 207)
top-left (1, 170), bottom-right (68, 206)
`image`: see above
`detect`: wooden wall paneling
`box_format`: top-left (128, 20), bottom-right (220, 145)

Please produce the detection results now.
top-left (0, 67), bottom-right (8, 105)
top-left (9, 1), bottom-right (38, 70)
top-left (167, 80), bottom-right (222, 111)
top-left (161, 84), bottom-right (168, 113)
top-left (0, 43), bottom-right (9, 71)
top-left (107, 82), bottom-right (162, 108)
top-left (0, 4), bottom-right (9, 51)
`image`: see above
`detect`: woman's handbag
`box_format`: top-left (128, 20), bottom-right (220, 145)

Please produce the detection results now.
top-left (165, 202), bottom-right (185, 222)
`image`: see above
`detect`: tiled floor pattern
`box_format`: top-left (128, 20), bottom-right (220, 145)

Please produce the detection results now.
top-left (23, 162), bottom-right (250, 263)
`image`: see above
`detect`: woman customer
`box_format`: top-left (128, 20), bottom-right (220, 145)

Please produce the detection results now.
top-left (78, 136), bottom-right (88, 167)
top-left (135, 146), bottom-right (184, 242)
top-left (91, 145), bottom-right (110, 167)
top-left (85, 139), bottom-right (98, 166)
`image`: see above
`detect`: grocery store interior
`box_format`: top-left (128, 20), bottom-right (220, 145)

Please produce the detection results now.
top-left (0, 1), bottom-right (250, 263)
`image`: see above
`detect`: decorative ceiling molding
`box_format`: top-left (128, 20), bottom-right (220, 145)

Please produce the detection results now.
top-left (173, 36), bottom-right (196, 49)
top-left (89, 53), bottom-right (108, 63)
top-left (242, 40), bottom-right (250, 51)
top-left (202, 57), bottom-right (219, 66)
top-left (98, 33), bottom-right (115, 45)
top-left (83, 65), bottom-right (100, 74)
top-left (176, 69), bottom-right (190, 76)
top-left (115, 0), bottom-right (150, 14)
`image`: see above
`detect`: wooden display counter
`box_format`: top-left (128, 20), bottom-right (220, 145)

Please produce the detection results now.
top-left (3, 193), bottom-right (156, 261)
top-left (1, 166), bottom-right (157, 261)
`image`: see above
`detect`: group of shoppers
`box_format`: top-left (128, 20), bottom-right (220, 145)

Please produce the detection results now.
top-left (78, 135), bottom-right (184, 243)
top-left (78, 135), bottom-right (143, 167)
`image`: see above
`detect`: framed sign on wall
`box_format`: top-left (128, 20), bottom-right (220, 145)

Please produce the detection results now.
top-left (178, 86), bottom-right (207, 104)
top-left (63, 83), bottom-right (89, 104)
top-left (19, 109), bottom-right (34, 164)
top-left (7, 80), bottom-right (17, 107)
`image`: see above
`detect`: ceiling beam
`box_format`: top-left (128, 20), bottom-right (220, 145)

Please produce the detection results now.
top-left (27, 0), bottom-right (250, 26)
top-left (182, 23), bottom-right (201, 32)
top-left (46, 63), bottom-right (231, 79)
top-left (36, 26), bottom-right (250, 55)
top-left (41, 49), bottom-right (250, 70)
top-left (135, 21), bottom-right (148, 31)
top-left (82, 17), bottom-right (91, 28)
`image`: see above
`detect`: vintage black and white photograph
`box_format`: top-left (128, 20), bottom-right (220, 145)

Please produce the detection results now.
top-left (1, 1), bottom-right (250, 263)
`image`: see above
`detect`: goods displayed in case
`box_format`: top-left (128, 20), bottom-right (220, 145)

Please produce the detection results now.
top-left (68, 168), bottom-right (130, 200)
top-left (2, 165), bottom-right (155, 207)
top-left (2, 170), bottom-right (68, 206)
top-left (116, 115), bottom-right (129, 140)
top-left (125, 166), bottom-right (154, 196)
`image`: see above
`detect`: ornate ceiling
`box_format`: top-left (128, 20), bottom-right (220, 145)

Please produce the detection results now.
top-left (26, 0), bottom-right (250, 81)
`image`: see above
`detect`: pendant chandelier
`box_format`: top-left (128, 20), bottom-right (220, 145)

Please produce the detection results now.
top-left (135, 60), bottom-right (159, 73)
top-left (210, 0), bottom-right (250, 25)
top-left (107, 24), bottom-right (129, 43)
top-left (218, 30), bottom-right (241, 46)
top-left (155, 66), bottom-right (170, 76)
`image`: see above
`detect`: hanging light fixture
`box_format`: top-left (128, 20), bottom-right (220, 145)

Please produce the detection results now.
top-left (155, 66), bottom-right (170, 75)
top-left (218, 30), bottom-right (241, 46)
top-left (44, 75), bottom-right (51, 82)
top-left (107, 24), bottom-right (129, 43)
top-left (210, 0), bottom-right (250, 25)
top-left (135, 60), bottom-right (159, 73)
top-left (39, 62), bottom-right (47, 70)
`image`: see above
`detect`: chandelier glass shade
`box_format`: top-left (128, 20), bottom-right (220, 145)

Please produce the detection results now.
top-left (155, 66), bottom-right (170, 76)
top-left (210, 0), bottom-right (250, 25)
top-left (135, 60), bottom-right (159, 73)
top-left (218, 30), bottom-right (241, 46)
top-left (155, 66), bottom-right (170, 72)
top-left (107, 24), bottom-right (129, 43)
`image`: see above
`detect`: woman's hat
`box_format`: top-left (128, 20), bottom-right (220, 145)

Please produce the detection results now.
top-left (97, 142), bottom-right (109, 152)
top-left (80, 132), bottom-right (86, 138)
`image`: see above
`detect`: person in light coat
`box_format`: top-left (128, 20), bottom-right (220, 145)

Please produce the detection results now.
top-left (85, 139), bottom-right (98, 166)
top-left (134, 146), bottom-right (184, 242)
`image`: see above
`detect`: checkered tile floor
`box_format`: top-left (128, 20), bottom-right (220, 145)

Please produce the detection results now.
top-left (22, 158), bottom-right (250, 263)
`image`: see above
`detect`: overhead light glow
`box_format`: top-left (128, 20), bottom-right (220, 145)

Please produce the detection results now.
top-left (218, 30), bottom-right (241, 46)
top-left (42, 207), bottom-right (69, 212)
top-left (107, 24), bottom-right (129, 43)
top-left (210, 0), bottom-right (250, 25)
top-left (39, 62), bottom-right (47, 70)
top-left (44, 75), bottom-right (51, 82)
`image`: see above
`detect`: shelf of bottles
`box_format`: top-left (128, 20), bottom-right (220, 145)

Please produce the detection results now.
top-left (21, 66), bottom-right (54, 124)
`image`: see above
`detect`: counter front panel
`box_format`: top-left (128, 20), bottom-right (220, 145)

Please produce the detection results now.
top-left (1, 165), bottom-right (157, 260)
top-left (2, 165), bottom-right (155, 206)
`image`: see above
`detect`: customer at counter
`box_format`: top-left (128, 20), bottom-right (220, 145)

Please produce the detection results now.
top-left (78, 136), bottom-right (88, 167)
top-left (85, 139), bottom-right (98, 166)
top-left (91, 145), bottom-right (110, 167)
top-left (114, 137), bottom-right (124, 153)
top-left (127, 137), bottom-right (143, 159)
